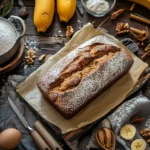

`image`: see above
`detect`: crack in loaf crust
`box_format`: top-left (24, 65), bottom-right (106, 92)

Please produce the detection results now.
top-left (37, 38), bottom-right (134, 119)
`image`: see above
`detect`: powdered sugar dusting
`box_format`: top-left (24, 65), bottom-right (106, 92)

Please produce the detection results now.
top-left (55, 51), bottom-right (132, 114)
top-left (38, 35), bottom-right (133, 118)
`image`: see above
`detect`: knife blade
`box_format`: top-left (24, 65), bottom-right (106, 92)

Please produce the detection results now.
top-left (77, 1), bottom-right (84, 16)
top-left (8, 97), bottom-right (51, 150)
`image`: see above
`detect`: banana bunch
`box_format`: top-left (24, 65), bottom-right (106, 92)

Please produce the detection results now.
top-left (129, 0), bottom-right (150, 10)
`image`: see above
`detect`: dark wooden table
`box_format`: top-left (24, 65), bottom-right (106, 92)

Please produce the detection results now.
top-left (0, 0), bottom-right (150, 149)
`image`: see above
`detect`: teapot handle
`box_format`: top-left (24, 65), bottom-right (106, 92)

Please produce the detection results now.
top-left (8, 15), bottom-right (26, 38)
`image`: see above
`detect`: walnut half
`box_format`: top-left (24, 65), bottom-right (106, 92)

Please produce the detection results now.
top-left (66, 26), bottom-right (74, 39)
top-left (116, 22), bottom-right (129, 35)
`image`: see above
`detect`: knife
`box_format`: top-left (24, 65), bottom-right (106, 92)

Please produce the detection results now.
top-left (8, 97), bottom-right (63, 150)
top-left (8, 97), bottom-right (51, 150)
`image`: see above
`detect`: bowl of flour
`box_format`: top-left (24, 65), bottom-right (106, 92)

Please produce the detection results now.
top-left (0, 16), bottom-right (26, 66)
top-left (81, 0), bottom-right (116, 17)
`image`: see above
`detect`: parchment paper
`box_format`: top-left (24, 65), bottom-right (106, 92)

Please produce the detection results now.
top-left (17, 23), bottom-right (148, 134)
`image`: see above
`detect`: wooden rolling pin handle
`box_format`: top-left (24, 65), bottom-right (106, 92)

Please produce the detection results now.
top-left (30, 130), bottom-right (51, 150)
top-left (34, 121), bottom-right (63, 150)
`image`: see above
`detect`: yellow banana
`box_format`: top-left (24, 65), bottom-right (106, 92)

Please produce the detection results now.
top-left (34, 0), bottom-right (55, 32)
top-left (129, 0), bottom-right (150, 10)
top-left (57, 0), bottom-right (76, 22)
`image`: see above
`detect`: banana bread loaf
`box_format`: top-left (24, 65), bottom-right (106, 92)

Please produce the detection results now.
top-left (37, 37), bottom-right (134, 119)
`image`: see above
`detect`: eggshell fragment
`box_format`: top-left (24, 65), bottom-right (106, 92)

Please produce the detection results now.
top-left (0, 128), bottom-right (21, 150)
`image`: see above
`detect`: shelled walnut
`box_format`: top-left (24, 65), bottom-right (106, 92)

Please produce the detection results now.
top-left (116, 22), bottom-right (129, 35)
top-left (66, 26), bottom-right (74, 39)
top-left (25, 49), bottom-right (36, 65)
top-left (139, 128), bottom-right (150, 143)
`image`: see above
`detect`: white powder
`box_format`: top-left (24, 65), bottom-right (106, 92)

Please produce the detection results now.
top-left (86, 0), bottom-right (109, 12)
top-left (0, 20), bottom-right (17, 55)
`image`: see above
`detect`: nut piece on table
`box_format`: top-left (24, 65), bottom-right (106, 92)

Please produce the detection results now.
top-left (95, 128), bottom-right (116, 150)
top-left (111, 9), bottom-right (125, 20)
top-left (66, 26), bottom-right (74, 39)
top-left (25, 49), bottom-right (36, 65)
top-left (130, 116), bottom-right (145, 124)
top-left (27, 49), bottom-right (36, 59)
top-left (38, 54), bottom-right (46, 61)
top-left (140, 128), bottom-right (150, 145)
top-left (25, 56), bottom-right (34, 65)
top-left (116, 22), bottom-right (129, 35)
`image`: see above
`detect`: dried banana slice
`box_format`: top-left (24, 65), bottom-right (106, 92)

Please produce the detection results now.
top-left (131, 139), bottom-right (146, 150)
top-left (120, 124), bottom-right (136, 140)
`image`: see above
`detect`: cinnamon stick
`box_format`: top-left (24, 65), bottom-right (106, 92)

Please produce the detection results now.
top-left (98, 16), bottom-right (110, 27)
top-left (145, 44), bottom-right (150, 51)
top-left (130, 3), bottom-right (136, 11)
top-left (130, 27), bottom-right (146, 35)
top-left (141, 51), bottom-right (150, 60)
top-left (130, 14), bottom-right (150, 25)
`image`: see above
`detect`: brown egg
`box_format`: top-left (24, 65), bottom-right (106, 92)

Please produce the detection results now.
top-left (0, 128), bottom-right (21, 150)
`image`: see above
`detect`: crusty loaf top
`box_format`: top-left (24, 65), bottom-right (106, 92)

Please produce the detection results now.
top-left (37, 36), bottom-right (133, 114)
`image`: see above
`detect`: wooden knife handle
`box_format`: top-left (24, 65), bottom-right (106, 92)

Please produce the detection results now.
top-left (30, 130), bottom-right (51, 150)
top-left (34, 120), bottom-right (63, 150)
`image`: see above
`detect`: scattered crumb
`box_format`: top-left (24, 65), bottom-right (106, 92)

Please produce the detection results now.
top-left (25, 45), bottom-right (29, 50)
top-left (39, 54), bottom-right (46, 62)
top-left (130, 3), bottom-right (136, 11)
